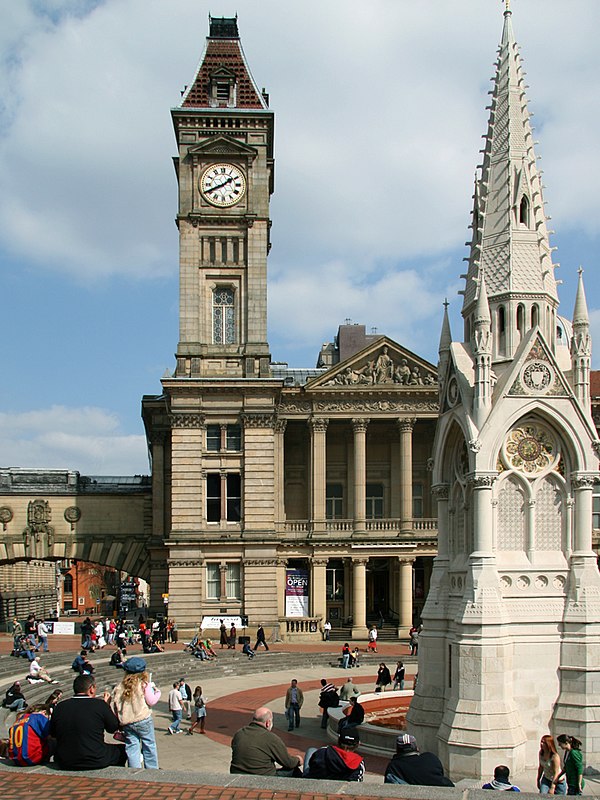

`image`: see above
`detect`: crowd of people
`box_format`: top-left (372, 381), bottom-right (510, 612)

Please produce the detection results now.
top-left (0, 624), bottom-right (590, 791)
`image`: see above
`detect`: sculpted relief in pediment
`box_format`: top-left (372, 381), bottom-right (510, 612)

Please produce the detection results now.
top-left (322, 346), bottom-right (437, 388)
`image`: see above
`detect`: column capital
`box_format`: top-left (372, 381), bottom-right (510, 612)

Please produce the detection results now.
top-left (571, 472), bottom-right (597, 490)
top-left (397, 556), bottom-right (415, 565)
top-left (311, 557), bottom-right (329, 567)
top-left (397, 417), bottom-right (416, 433)
top-left (309, 416), bottom-right (329, 433)
top-left (351, 556), bottom-right (369, 567)
top-left (274, 418), bottom-right (288, 434)
top-left (467, 472), bottom-right (497, 489)
top-left (432, 483), bottom-right (450, 501)
top-left (351, 418), bottom-right (370, 433)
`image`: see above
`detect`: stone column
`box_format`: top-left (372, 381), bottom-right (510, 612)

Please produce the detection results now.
top-left (571, 473), bottom-right (595, 554)
top-left (274, 419), bottom-right (287, 526)
top-left (276, 559), bottom-right (286, 621)
top-left (398, 557), bottom-right (414, 636)
top-left (351, 557), bottom-right (368, 638)
top-left (398, 418), bottom-right (416, 533)
top-left (311, 558), bottom-right (328, 621)
top-left (220, 471), bottom-right (228, 525)
top-left (219, 563), bottom-right (227, 603)
top-left (471, 474), bottom-right (496, 555)
top-left (310, 417), bottom-right (328, 533)
top-left (352, 419), bottom-right (369, 533)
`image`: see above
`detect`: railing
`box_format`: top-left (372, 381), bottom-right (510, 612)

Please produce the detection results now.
top-left (277, 518), bottom-right (438, 536)
top-left (282, 617), bottom-right (321, 635)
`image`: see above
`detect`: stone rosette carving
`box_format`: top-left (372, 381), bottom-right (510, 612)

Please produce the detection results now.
top-left (64, 506), bottom-right (82, 531)
top-left (502, 423), bottom-right (559, 475)
top-left (0, 506), bottom-right (13, 531)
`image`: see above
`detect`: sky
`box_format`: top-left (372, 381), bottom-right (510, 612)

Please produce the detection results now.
top-left (0, 0), bottom-right (599, 475)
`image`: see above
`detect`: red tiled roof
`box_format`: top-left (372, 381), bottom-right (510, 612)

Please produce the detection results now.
top-left (182, 38), bottom-right (265, 109)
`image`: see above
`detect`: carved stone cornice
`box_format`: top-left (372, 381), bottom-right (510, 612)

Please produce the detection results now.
top-left (276, 400), bottom-right (311, 414)
top-left (168, 558), bottom-right (204, 568)
top-left (241, 413), bottom-right (275, 429)
top-left (170, 413), bottom-right (205, 429)
top-left (315, 400), bottom-right (437, 414)
top-left (243, 558), bottom-right (279, 567)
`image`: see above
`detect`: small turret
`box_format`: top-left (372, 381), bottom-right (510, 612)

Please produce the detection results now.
top-left (571, 268), bottom-right (591, 408)
top-left (472, 269), bottom-right (492, 426)
top-left (438, 299), bottom-right (452, 402)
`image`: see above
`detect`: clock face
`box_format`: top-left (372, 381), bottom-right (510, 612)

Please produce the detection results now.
top-left (200, 163), bottom-right (246, 207)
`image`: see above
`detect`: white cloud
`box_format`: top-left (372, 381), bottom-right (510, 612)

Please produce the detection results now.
top-left (0, 406), bottom-right (148, 474)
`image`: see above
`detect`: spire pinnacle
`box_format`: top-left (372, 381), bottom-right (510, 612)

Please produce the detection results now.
top-left (573, 268), bottom-right (589, 327)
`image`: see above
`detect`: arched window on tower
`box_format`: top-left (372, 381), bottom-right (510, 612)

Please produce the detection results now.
top-left (519, 195), bottom-right (530, 227)
top-left (213, 287), bottom-right (236, 344)
top-left (517, 304), bottom-right (525, 341)
top-left (531, 304), bottom-right (539, 329)
top-left (498, 305), bottom-right (506, 356)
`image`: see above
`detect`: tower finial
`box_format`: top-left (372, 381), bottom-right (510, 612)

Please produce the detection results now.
top-left (504, 0), bottom-right (511, 13)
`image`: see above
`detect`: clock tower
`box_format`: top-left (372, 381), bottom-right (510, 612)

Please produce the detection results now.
top-left (172, 15), bottom-right (274, 378)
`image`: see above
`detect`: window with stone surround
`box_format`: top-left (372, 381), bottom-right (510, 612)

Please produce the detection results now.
top-left (205, 424), bottom-right (241, 452)
top-left (206, 472), bottom-right (242, 523)
top-left (206, 563), bottom-right (220, 599)
top-left (213, 287), bottom-right (236, 344)
top-left (226, 563), bottom-right (241, 599)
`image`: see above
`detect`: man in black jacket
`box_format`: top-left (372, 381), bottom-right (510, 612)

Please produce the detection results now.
top-left (303, 730), bottom-right (365, 781)
top-left (384, 733), bottom-right (454, 786)
top-left (50, 674), bottom-right (126, 770)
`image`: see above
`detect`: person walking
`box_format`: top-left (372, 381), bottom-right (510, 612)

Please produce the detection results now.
top-left (254, 624), bottom-right (269, 651)
top-left (219, 620), bottom-right (228, 648)
top-left (179, 678), bottom-right (192, 719)
top-left (111, 657), bottom-right (161, 769)
top-left (556, 735), bottom-right (585, 796)
top-left (323, 620), bottom-right (332, 641)
top-left (228, 623), bottom-right (237, 649)
top-left (187, 686), bottom-right (207, 734)
top-left (341, 642), bottom-right (351, 669)
top-left (37, 619), bottom-right (49, 652)
top-left (367, 625), bottom-right (378, 653)
top-left (284, 679), bottom-right (304, 731)
top-left (318, 679), bottom-right (339, 729)
top-left (537, 734), bottom-right (567, 795)
top-left (167, 681), bottom-right (183, 734)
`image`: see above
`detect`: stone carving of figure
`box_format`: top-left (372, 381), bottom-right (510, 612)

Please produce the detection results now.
top-left (374, 346), bottom-right (394, 384)
top-left (424, 373), bottom-right (437, 385)
top-left (394, 358), bottom-right (411, 385)
top-left (408, 367), bottom-right (423, 385)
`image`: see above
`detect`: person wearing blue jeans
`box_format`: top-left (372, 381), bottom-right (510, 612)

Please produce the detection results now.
top-left (167, 681), bottom-right (183, 734)
top-left (111, 657), bottom-right (161, 768)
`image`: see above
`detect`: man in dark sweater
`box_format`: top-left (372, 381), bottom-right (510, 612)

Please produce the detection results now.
top-left (230, 707), bottom-right (300, 776)
top-left (50, 674), bottom-right (126, 770)
top-left (384, 733), bottom-right (454, 786)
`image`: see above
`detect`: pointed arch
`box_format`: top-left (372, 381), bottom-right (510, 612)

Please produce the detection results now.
top-left (533, 473), bottom-right (565, 552)
top-left (519, 194), bottom-right (530, 227)
top-left (496, 472), bottom-right (528, 551)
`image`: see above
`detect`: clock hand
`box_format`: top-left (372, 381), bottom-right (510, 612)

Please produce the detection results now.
top-left (210, 175), bottom-right (236, 192)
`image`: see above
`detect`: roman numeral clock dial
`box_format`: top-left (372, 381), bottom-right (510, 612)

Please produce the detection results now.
top-left (200, 163), bottom-right (246, 207)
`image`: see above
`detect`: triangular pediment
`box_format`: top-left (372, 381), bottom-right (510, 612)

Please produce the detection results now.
top-left (209, 66), bottom-right (236, 81)
top-left (187, 136), bottom-right (258, 159)
top-left (501, 328), bottom-right (571, 399)
top-left (442, 342), bottom-right (475, 415)
top-left (306, 337), bottom-right (437, 390)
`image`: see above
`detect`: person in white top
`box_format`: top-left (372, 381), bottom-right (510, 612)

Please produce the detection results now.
top-left (28, 656), bottom-right (59, 684)
top-left (167, 681), bottom-right (183, 734)
top-left (323, 620), bottom-right (332, 641)
top-left (37, 620), bottom-right (50, 652)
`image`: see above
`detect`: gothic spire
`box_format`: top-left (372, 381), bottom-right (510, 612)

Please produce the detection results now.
top-left (571, 268), bottom-right (591, 407)
top-left (461, 5), bottom-right (559, 361)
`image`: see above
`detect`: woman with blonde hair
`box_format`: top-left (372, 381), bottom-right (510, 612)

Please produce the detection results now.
top-left (537, 734), bottom-right (567, 794)
top-left (187, 685), bottom-right (207, 735)
top-left (111, 657), bottom-right (161, 768)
